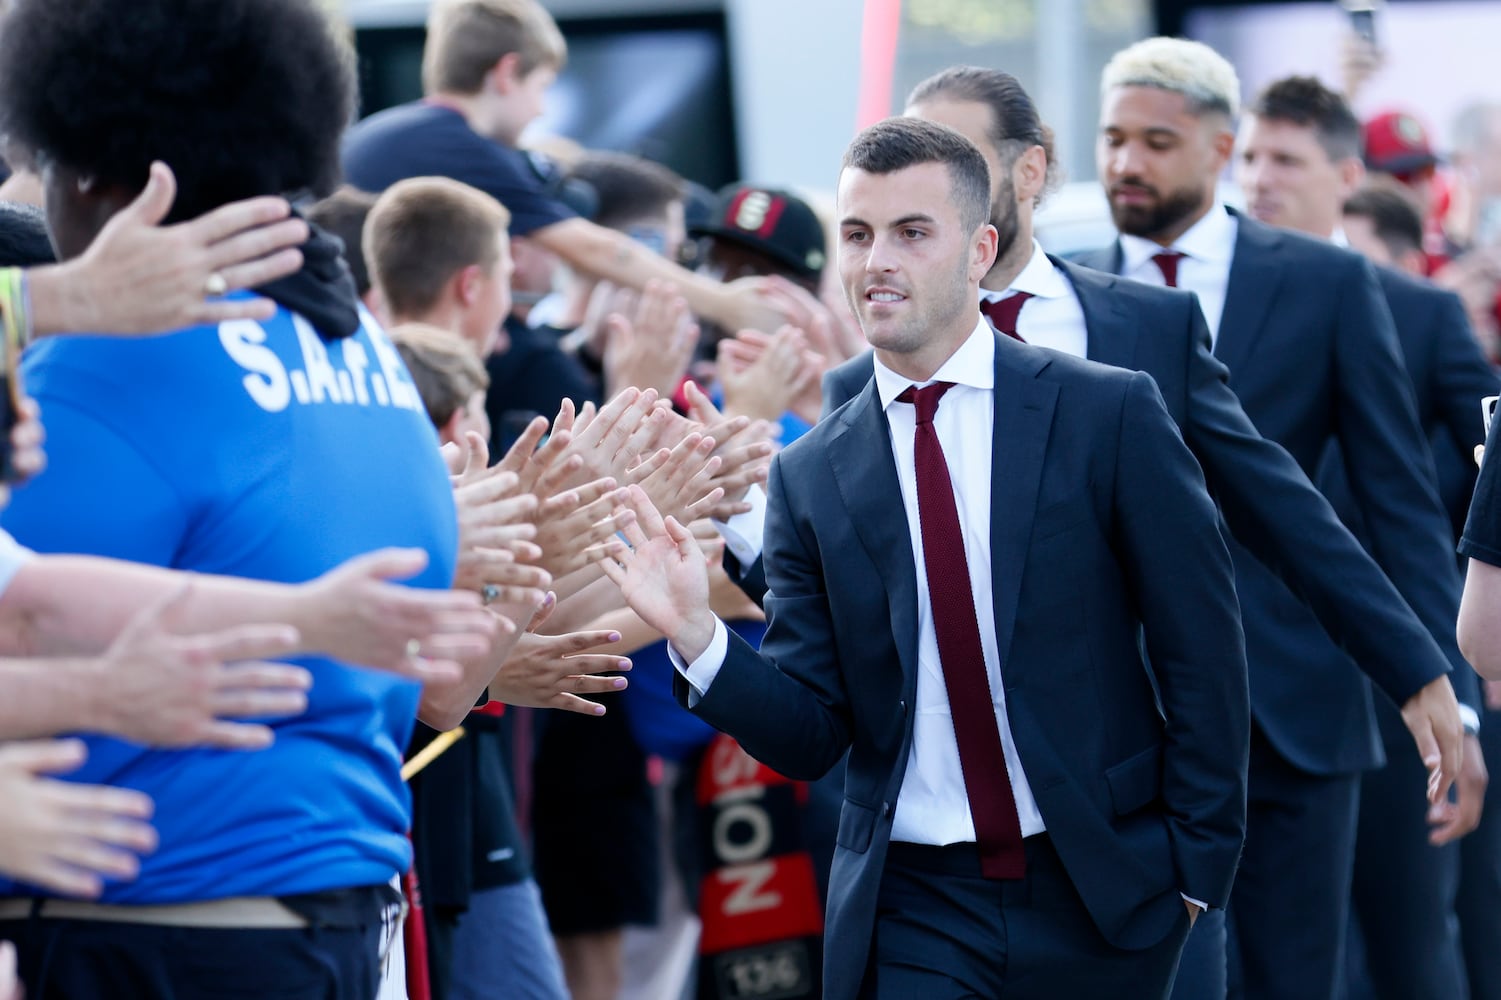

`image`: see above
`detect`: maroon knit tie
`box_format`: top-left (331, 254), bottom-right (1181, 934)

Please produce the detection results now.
top-left (896, 381), bottom-right (1026, 879)
top-left (1152, 250), bottom-right (1185, 287)
top-left (980, 291), bottom-right (1033, 341)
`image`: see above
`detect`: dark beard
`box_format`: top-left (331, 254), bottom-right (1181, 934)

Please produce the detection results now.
top-left (989, 174), bottom-right (1021, 260)
top-left (1109, 183), bottom-right (1206, 241)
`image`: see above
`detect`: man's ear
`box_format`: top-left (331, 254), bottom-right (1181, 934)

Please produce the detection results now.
top-left (1209, 124), bottom-right (1237, 171)
top-left (1013, 145), bottom-right (1048, 205)
top-left (973, 222), bottom-right (1000, 280)
top-left (1337, 156), bottom-right (1367, 201)
top-left (484, 52), bottom-right (525, 95)
top-left (454, 263), bottom-right (485, 308)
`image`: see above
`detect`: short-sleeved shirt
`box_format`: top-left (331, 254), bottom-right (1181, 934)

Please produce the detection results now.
top-left (0, 300), bottom-right (458, 903)
top-left (1462, 416), bottom-right (1501, 566)
top-left (0, 528), bottom-right (31, 600)
top-left (341, 101), bottom-right (576, 237)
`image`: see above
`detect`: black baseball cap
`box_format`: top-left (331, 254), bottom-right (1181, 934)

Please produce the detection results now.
top-left (690, 183), bottom-right (827, 281)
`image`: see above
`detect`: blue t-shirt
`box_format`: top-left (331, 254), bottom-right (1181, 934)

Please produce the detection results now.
top-left (0, 302), bottom-right (457, 903)
top-left (342, 101), bottom-right (575, 237)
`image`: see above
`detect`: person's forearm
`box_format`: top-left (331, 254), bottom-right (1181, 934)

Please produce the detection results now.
top-left (0, 656), bottom-right (113, 739)
top-left (0, 556), bottom-right (313, 657)
top-left (537, 220), bottom-right (738, 329)
top-left (578, 607), bottom-right (662, 656)
top-left (537, 575), bottom-right (625, 635)
top-left (25, 264), bottom-right (92, 338)
top-left (1460, 559), bottom-right (1501, 679)
top-left (418, 610), bottom-right (527, 730)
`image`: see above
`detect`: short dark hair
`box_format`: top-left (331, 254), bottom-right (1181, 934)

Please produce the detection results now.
top-left (0, 0), bottom-right (354, 225)
top-left (365, 177), bottom-right (511, 319)
top-left (0, 202), bottom-right (55, 268)
top-left (907, 66), bottom-right (1062, 200)
top-left (1249, 76), bottom-right (1362, 163)
top-left (841, 118), bottom-right (991, 233)
top-left (1343, 184), bottom-right (1425, 259)
top-left (566, 152), bottom-right (685, 232)
top-left (308, 187), bottom-right (380, 297)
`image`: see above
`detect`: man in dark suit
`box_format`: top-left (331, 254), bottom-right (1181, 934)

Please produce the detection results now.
top-left (1235, 75), bottom-right (1497, 1000)
top-left (596, 116), bottom-right (1249, 1000)
top-left (814, 67), bottom-right (1467, 999)
top-left (1073, 37), bottom-right (1472, 1000)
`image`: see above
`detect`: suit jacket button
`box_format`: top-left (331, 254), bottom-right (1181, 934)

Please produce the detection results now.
top-left (883, 801), bottom-right (894, 817)
top-left (899, 700), bottom-right (907, 715)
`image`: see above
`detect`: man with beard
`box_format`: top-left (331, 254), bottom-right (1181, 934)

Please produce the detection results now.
top-left (819, 67), bottom-right (1472, 998)
top-left (1074, 37), bottom-right (1469, 1000)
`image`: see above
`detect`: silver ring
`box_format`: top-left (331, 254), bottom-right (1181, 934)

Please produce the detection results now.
top-left (405, 638), bottom-right (421, 659)
top-left (204, 272), bottom-right (229, 297)
top-left (481, 584), bottom-right (500, 606)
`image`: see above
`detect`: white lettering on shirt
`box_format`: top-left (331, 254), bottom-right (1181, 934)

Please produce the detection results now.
top-left (220, 316), bottom-right (424, 415)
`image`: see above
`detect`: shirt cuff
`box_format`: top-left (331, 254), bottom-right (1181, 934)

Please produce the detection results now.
top-left (1181, 893), bottom-right (1208, 911)
top-left (1460, 704), bottom-right (1482, 736)
top-left (666, 617), bottom-right (729, 708)
top-left (714, 484), bottom-right (767, 568)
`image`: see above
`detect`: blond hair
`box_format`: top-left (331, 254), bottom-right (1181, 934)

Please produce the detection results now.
top-left (1101, 37), bottom-right (1240, 120)
top-left (422, 0), bottom-right (566, 96)
top-left (364, 176), bottom-right (511, 320)
top-left (389, 323), bottom-right (491, 428)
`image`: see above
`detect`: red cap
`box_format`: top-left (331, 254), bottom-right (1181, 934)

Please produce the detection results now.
top-left (1363, 110), bottom-right (1439, 176)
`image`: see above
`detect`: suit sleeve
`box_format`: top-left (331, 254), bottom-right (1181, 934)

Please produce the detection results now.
top-left (1113, 371), bottom-right (1249, 909)
top-left (674, 453), bottom-right (854, 780)
top-left (1177, 294), bottom-right (1455, 707)
top-left (1330, 259), bottom-right (1470, 687)
top-left (1429, 289), bottom-right (1498, 466)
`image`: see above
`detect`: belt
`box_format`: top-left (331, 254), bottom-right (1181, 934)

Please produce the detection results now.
top-left (887, 835), bottom-right (1053, 879)
top-left (0, 895), bottom-right (308, 928)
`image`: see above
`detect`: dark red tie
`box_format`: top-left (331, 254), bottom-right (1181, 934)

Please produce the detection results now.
top-left (980, 291), bottom-right (1033, 341)
top-left (896, 381), bottom-right (1026, 879)
top-left (1151, 250), bottom-right (1185, 287)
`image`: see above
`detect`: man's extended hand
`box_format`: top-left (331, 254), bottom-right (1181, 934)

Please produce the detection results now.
top-left (91, 584), bottom-right (309, 750)
top-left (0, 739), bottom-right (157, 898)
top-left (32, 162), bottom-right (309, 335)
top-left (594, 485), bottom-right (715, 660)
top-left (298, 548), bottom-right (500, 680)
top-left (1429, 732), bottom-right (1488, 845)
top-left (1400, 675), bottom-right (1466, 805)
top-left (487, 628), bottom-right (631, 716)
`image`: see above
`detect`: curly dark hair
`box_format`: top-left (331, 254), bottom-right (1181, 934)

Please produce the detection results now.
top-left (0, 0), bottom-right (354, 224)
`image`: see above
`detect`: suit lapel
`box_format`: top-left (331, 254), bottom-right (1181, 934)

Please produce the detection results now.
top-left (989, 337), bottom-right (1058, 673)
top-left (827, 380), bottom-right (920, 685)
top-left (1057, 256), bottom-right (1138, 370)
top-left (1214, 210), bottom-right (1284, 376)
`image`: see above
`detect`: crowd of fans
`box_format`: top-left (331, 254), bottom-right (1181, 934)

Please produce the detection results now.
top-left (0, 0), bottom-right (1497, 998)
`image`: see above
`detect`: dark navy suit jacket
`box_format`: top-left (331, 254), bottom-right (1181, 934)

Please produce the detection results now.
top-left (687, 334), bottom-right (1249, 1000)
top-left (1072, 211), bottom-right (1467, 774)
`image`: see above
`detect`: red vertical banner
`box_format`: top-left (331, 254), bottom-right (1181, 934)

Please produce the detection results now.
top-left (856, 0), bottom-right (904, 128)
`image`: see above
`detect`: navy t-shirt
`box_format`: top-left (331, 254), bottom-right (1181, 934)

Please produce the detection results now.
top-left (1462, 415), bottom-right (1501, 566)
top-left (1, 302), bottom-right (457, 903)
top-left (341, 101), bottom-right (575, 237)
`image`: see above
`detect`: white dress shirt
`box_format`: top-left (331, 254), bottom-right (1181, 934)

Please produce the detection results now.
top-left (981, 241), bottom-right (1087, 357)
top-left (680, 318), bottom-right (1046, 845)
top-left (1119, 204), bottom-right (1239, 346)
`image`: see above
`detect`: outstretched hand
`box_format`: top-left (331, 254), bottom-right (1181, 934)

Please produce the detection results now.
top-left (593, 485), bottom-right (717, 661)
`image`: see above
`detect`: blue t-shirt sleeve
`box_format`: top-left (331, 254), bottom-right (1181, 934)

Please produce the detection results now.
top-left (3, 398), bottom-right (186, 563)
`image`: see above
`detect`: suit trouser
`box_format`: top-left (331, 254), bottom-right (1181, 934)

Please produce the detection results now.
top-left (1225, 725), bottom-right (1361, 1000)
top-left (1343, 696), bottom-right (1466, 1000)
top-left (1457, 703), bottom-right (1501, 1000)
top-left (857, 835), bottom-right (1192, 1000)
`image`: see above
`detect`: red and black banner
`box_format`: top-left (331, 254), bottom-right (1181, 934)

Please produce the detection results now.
top-left (696, 734), bottom-right (824, 1000)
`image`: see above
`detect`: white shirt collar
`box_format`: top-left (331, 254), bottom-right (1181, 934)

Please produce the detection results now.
top-left (1119, 202), bottom-right (1238, 273)
top-left (980, 240), bottom-right (1070, 302)
top-left (872, 317), bottom-right (995, 411)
